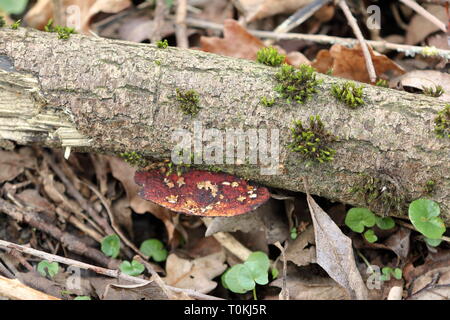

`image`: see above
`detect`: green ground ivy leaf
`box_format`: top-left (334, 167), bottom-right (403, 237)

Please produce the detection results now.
top-left (223, 264), bottom-right (255, 294)
top-left (101, 234), bottom-right (121, 258)
top-left (37, 261), bottom-right (59, 278)
top-left (424, 237), bottom-right (442, 247)
top-left (119, 260), bottom-right (145, 276)
top-left (363, 229), bottom-right (378, 243)
top-left (74, 296), bottom-right (91, 300)
top-left (345, 208), bottom-right (376, 233)
top-left (140, 239), bottom-right (168, 262)
top-left (375, 216), bottom-right (396, 230)
top-left (244, 251), bottom-right (270, 285)
top-left (0, 0), bottom-right (28, 14)
top-left (408, 199), bottom-right (445, 239)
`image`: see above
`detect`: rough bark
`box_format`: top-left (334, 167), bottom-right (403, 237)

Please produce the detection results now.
top-left (0, 28), bottom-right (449, 223)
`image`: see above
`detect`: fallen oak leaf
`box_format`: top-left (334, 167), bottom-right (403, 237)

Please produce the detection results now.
top-left (200, 19), bottom-right (309, 66)
top-left (312, 44), bottom-right (404, 83)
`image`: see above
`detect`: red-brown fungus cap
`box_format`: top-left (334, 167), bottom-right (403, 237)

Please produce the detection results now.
top-left (135, 169), bottom-right (270, 217)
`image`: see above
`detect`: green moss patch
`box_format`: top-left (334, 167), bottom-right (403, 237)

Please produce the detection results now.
top-left (331, 81), bottom-right (365, 108)
top-left (176, 89), bottom-right (201, 116)
top-left (434, 105), bottom-right (450, 139)
top-left (256, 47), bottom-right (285, 67)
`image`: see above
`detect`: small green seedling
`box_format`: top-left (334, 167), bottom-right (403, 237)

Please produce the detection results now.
top-left (380, 267), bottom-right (402, 281)
top-left (37, 261), bottom-right (59, 278)
top-left (260, 96), bottom-right (275, 107)
top-left (222, 251), bottom-right (270, 299)
top-left (290, 227), bottom-right (298, 240)
top-left (101, 234), bottom-right (121, 258)
top-left (345, 208), bottom-right (376, 233)
top-left (331, 81), bottom-right (365, 108)
top-left (423, 180), bottom-right (436, 195)
top-left (422, 85), bottom-right (444, 97)
top-left (363, 229), bottom-right (378, 243)
top-left (74, 296), bottom-right (91, 300)
top-left (119, 260), bottom-right (145, 276)
top-left (288, 115), bottom-right (336, 163)
top-left (0, 16), bottom-right (5, 27)
top-left (11, 20), bottom-right (21, 30)
top-left (408, 199), bottom-right (445, 240)
top-left (176, 88), bottom-right (201, 116)
top-left (156, 39), bottom-right (169, 49)
top-left (256, 47), bottom-right (285, 67)
top-left (140, 239), bottom-right (168, 262)
top-left (275, 64), bottom-right (322, 104)
top-left (120, 151), bottom-right (147, 167)
top-left (375, 216), bottom-right (396, 230)
top-left (434, 104), bottom-right (450, 139)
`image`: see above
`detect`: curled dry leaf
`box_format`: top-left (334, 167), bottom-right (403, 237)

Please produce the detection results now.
top-left (312, 44), bottom-right (405, 83)
top-left (236, 0), bottom-right (315, 22)
top-left (135, 169), bottom-right (270, 217)
top-left (306, 192), bottom-right (368, 300)
top-left (405, 5), bottom-right (447, 45)
top-left (200, 19), bottom-right (310, 66)
top-left (285, 225), bottom-right (316, 267)
top-left (163, 251), bottom-right (227, 294)
top-left (390, 70), bottom-right (450, 102)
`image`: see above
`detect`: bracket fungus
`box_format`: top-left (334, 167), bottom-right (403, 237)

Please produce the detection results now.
top-left (134, 169), bottom-right (270, 217)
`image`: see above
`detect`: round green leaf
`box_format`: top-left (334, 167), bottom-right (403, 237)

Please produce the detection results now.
top-left (363, 229), bottom-right (378, 243)
top-left (244, 251), bottom-right (270, 285)
top-left (424, 237), bottom-right (442, 247)
top-left (0, 0), bottom-right (28, 14)
top-left (408, 199), bottom-right (445, 239)
top-left (101, 234), bottom-right (121, 258)
top-left (375, 216), bottom-right (396, 230)
top-left (119, 260), bottom-right (145, 276)
top-left (37, 261), bottom-right (59, 278)
top-left (392, 268), bottom-right (402, 280)
top-left (223, 264), bottom-right (255, 294)
top-left (140, 239), bottom-right (168, 262)
top-left (74, 296), bottom-right (91, 300)
top-left (345, 208), bottom-right (376, 233)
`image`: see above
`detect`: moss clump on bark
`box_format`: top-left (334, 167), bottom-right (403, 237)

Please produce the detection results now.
top-left (44, 19), bottom-right (76, 40)
top-left (434, 104), bottom-right (450, 139)
top-left (156, 39), bottom-right (169, 49)
top-left (275, 64), bottom-right (322, 104)
top-left (331, 81), bottom-right (365, 108)
top-left (256, 47), bottom-right (285, 67)
top-left (176, 89), bottom-right (201, 116)
top-left (288, 115), bottom-right (336, 163)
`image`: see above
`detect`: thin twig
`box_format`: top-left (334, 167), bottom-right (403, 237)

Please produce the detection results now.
top-left (274, 0), bottom-right (332, 34)
top-left (0, 239), bottom-right (222, 300)
top-left (184, 17), bottom-right (450, 59)
top-left (0, 199), bottom-right (117, 268)
top-left (175, 0), bottom-right (189, 48)
top-left (274, 241), bottom-right (289, 300)
top-left (338, 0), bottom-right (377, 83)
top-left (400, 0), bottom-right (447, 32)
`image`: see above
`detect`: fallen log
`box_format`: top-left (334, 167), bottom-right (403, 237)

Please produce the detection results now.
top-left (0, 28), bottom-right (449, 223)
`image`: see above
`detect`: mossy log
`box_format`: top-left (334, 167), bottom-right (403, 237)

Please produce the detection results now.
top-left (0, 28), bottom-right (449, 224)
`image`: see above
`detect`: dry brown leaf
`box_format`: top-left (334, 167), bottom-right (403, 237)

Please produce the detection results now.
top-left (405, 5), bottom-right (447, 45)
top-left (391, 70), bottom-right (450, 102)
top-left (306, 192), bottom-right (368, 300)
top-left (409, 265), bottom-right (450, 300)
top-left (16, 189), bottom-right (55, 213)
top-left (25, 0), bottom-right (131, 32)
top-left (200, 19), bottom-right (309, 66)
top-left (236, 0), bottom-right (315, 22)
top-left (106, 156), bottom-right (175, 242)
top-left (285, 225), bottom-right (316, 267)
top-left (163, 251), bottom-right (227, 294)
top-left (271, 265), bottom-right (349, 300)
top-left (312, 44), bottom-right (405, 83)
top-left (0, 149), bottom-right (36, 184)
